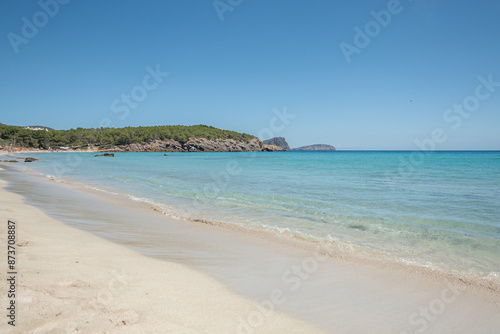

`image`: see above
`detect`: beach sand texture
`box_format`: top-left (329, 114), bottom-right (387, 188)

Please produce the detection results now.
top-left (0, 177), bottom-right (327, 334)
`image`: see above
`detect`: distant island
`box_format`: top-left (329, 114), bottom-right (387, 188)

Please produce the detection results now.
top-left (290, 144), bottom-right (336, 151)
top-left (0, 124), bottom-right (284, 152)
top-left (264, 137), bottom-right (336, 152)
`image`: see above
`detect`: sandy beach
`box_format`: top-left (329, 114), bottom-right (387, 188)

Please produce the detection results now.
top-left (0, 171), bottom-right (326, 333)
top-left (1, 158), bottom-right (500, 333)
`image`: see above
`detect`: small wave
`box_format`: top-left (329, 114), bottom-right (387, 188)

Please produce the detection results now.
top-left (127, 194), bottom-right (186, 220)
top-left (83, 185), bottom-right (120, 196)
top-left (487, 272), bottom-right (500, 280)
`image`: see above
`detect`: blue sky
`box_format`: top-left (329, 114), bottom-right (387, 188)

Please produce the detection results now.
top-left (1, 0), bottom-right (499, 149)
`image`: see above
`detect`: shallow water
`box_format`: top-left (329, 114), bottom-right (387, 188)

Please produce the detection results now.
top-left (15, 151), bottom-right (500, 278)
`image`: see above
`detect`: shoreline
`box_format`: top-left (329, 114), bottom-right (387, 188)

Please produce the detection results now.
top-left (1, 162), bottom-right (500, 332)
top-left (0, 170), bottom-right (326, 333)
top-left (6, 152), bottom-right (500, 293)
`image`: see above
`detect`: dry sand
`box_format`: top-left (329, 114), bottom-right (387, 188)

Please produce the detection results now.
top-left (0, 177), bottom-right (326, 333)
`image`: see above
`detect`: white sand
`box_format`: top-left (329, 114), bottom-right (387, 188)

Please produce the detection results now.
top-left (0, 178), bottom-right (326, 333)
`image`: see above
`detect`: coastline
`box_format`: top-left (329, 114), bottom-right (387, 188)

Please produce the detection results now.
top-left (0, 137), bottom-right (285, 153)
top-left (1, 160), bottom-right (500, 333)
top-left (0, 171), bottom-right (327, 333)
top-left (6, 151), bottom-right (500, 288)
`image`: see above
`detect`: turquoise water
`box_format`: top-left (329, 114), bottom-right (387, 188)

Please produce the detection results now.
top-left (19, 151), bottom-right (500, 278)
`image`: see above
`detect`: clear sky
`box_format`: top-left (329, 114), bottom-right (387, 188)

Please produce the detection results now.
top-left (1, 0), bottom-right (499, 150)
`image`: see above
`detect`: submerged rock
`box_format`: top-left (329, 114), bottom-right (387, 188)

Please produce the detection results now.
top-left (95, 153), bottom-right (115, 157)
top-left (24, 157), bottom-right (38, 162)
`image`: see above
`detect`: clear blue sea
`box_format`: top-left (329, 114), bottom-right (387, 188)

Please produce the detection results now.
top-left (19, 151), bottom-right (500, 279)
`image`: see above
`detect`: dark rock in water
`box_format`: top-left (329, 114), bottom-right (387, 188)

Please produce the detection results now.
top-left (0, 160), bottom-right (19, 163)
top-left (24, 157), bottom-right (38, 162)
top-left (348, 224), bottom-right (367, 231)
top-left (95, 153), bottom-right (115, 157)
top-left (164, 154), bottom-right (168, 156)
top-left (263, 137), bottom-right (290, 150)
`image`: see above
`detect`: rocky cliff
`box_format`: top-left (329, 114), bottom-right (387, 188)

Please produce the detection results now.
top-left (262, 137), bottom-right (290, 150)
top-left (120, 138), bottom-right (269, 152)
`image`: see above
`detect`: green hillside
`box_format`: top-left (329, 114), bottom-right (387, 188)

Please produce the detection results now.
top-left (0, 124), bottom-right (256, 149)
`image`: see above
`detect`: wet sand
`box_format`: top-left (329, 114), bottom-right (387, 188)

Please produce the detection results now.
top-left (1, 162), bottom-right (499, 333)
top-left (0, 169), bottom-right (326, 333)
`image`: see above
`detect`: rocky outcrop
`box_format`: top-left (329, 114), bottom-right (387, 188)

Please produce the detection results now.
top-left (124, 140), bottom-right (183, 152)
top-left (184, 138), bottom-right (263, 152)
top-left (121, 138), bottom-right (266, 152)
top-left (263, 137), bottom-right (290, 150)
top-left (291, 144), bottom-right (336, 151)
top-left (95, 153), bottom-right (115, 157)
top-left (262, 144), bottom-right (285, 152)
top-left (24, 157), bottom-right (38, 162)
